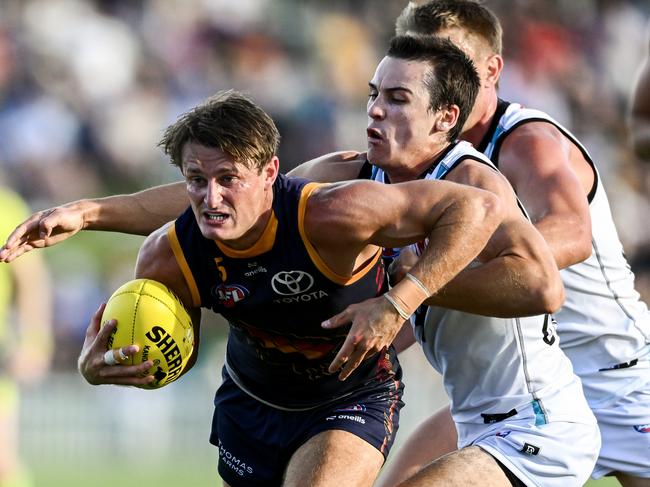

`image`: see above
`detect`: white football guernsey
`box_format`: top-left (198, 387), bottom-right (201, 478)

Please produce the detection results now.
top-left (372, 141), bottom-right (595, 437)
top-left (482, 102), bottom-right (650, 409)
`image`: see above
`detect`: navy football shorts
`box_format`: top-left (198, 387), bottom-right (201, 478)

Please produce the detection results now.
top-left (210, 367), bottom-right (404, 487)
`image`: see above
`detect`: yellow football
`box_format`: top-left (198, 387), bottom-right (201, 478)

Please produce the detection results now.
top-left (101, 278), bottom-right (194, 389)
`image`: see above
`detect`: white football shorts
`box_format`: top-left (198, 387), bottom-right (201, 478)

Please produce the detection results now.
top-left (591, 385), bottom-right (650, 479)
top-left (464, 418), bottom-right (601, 487)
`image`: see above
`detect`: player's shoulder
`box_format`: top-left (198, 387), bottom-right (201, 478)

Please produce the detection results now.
top-left (136, 223), bottom-right (177, 277)
top-left (288, 151), bottom-right (367, 183)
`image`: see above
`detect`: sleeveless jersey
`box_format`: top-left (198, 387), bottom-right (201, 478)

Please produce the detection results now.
top-left (169, 174), bottom-right (400, 410)
top-left (372, 141), bottom-right (593, 427)
top-left (482, 101), bottom-right (650, 408)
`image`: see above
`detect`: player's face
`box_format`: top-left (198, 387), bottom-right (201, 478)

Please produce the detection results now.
top-left (367, 56), bottom-right (439, 174)
top-left (181, 142), bottom-right (278, 249)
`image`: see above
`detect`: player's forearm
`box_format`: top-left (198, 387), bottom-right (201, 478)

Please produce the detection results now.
top-left (427, 254), bottom-right (564, 317)
top-left (82, 182), bottom-right (188, 235)
top-left (392, 191), bottom-right (503, 316)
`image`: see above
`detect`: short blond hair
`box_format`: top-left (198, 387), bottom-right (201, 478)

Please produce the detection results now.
top-left (395, 0), bottom-right (502, 55)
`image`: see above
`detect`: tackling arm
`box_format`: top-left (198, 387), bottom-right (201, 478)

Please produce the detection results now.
top-left (424, 159), bottom-right (565, 317)
top-left (0, 182), bottom-right (188, 263)
top-left (310, 178), bottom-right (503, 378)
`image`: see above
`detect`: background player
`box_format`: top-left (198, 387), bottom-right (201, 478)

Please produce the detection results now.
top-left (0, 180), bottom-right (52, 487)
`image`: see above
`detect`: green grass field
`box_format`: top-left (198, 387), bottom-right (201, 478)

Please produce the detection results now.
top-left (30, 462), bottom-right (622, 487)
top-left (31, 460), bottom-right (220, 487)
top-left (585, 478), bottom-right (622, 487)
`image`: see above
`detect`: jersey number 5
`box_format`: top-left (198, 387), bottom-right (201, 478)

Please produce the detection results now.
top-left (214, 257), bottom-right (227, 281)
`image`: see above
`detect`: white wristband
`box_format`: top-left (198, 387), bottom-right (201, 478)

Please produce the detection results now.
top-left (384, 293), bottom-right (411, 320)
top-left (405, 273), bottom-right (432, 298)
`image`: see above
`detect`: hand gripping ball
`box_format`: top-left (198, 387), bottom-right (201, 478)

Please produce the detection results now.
top-left (101, 278), bottom-right (194, 389)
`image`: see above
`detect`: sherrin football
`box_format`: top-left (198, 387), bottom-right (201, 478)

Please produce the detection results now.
top-left (101, 278), bottom-right (195, 389)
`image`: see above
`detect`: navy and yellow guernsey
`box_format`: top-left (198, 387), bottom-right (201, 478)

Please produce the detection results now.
top-left (168, 174), bottom-right (401, 410)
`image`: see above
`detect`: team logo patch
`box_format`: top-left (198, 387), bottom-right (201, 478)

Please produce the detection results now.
top-left (271, 270), bottom-right (314, 296)
top-left (521, 443), bottom-right (540, 455)
top-left (495, 430), bottom-right (511, 438)
top-left (634, 424), bottom-right (650, 433)
top-left (214, 283), bottom-right (249, 308)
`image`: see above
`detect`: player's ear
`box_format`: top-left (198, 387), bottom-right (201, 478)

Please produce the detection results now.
top-left (434, 105), bottom-right (460, 135)
top-left (485, 53), bottom-right (503, 87)
top-left (263, 156), bottom-right (280, 188)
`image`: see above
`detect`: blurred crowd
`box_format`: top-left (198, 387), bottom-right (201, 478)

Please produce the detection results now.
top-left (1, 0), bottom-right (650, 371)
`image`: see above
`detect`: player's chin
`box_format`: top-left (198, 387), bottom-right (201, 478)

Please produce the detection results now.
top-left (367, 150), bottom-right (391, 170)
top-left (198, 221), bottom-right (230, 240)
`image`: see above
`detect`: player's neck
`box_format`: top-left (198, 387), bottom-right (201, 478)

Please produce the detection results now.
top-left (461, 95), bottom-right (499, 148)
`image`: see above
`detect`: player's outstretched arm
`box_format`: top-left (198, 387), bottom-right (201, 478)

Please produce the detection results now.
top-left (311, 178), bottom-right (503, 379)
top-left (629, 43), bottom-right (650, 161)
top-left (0, 182), bottom-right (188, 263)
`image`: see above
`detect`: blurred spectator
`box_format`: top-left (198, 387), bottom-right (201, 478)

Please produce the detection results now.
top-left (0, 175), bottom-right (52, 487)
top-left (629, 19), bottom-right (650, 161)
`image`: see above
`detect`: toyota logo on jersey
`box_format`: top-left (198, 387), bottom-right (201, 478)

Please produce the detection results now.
top-left (271, 270), bottom-right (314, 296)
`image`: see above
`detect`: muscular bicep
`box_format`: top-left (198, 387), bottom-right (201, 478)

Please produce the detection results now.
top-left (307, 179), bottom-right (496, 251)
top-left (498, 124), bottom-right (592, 268)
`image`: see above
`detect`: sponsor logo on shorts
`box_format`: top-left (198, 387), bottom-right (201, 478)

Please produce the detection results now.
top-left (218, 440), bottom-right (254, 477)
top-left (495, 430), bottom-right (511, 438)
top-left (335, 404), bottom-right (367, 413)
top-left (521, 443), bottom-right (540, 455)
top-left (214, 284), bottom-right (249, 308)
top-left (325, 414), bottom-right (366, 424)
top-left (634, 424), bottom-right (650, 433)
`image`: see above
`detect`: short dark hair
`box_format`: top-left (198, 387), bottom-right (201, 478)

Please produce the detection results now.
top-left (159, 90), bottom-right (280, 172)
top-left (395, 0), bottom-right (502, 55)
top-left (387, 35), bottom-right (479, 141)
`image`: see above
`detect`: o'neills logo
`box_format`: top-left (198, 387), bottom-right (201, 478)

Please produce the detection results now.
top-left (145, 326), bottom-right (184, 381)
